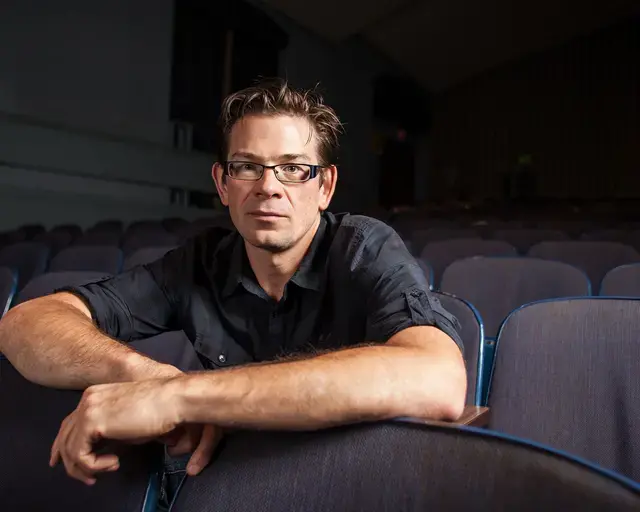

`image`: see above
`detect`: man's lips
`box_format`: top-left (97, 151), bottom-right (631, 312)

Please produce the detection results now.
top-left (248, 211), bottom-right (287, 218)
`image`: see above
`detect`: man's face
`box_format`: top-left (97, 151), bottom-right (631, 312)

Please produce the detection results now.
top-left (213, 114), bottom-right (336, 253)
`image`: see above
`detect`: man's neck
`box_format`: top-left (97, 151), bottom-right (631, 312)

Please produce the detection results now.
top-left (245, 216), bottom-right (321, 301)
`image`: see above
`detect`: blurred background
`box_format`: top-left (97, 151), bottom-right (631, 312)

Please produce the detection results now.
top-left (0, 0), bottom-right (638, 229)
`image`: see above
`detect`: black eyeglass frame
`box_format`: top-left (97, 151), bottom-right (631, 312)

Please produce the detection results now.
top-left (223, 161), bottom-right (324, 183)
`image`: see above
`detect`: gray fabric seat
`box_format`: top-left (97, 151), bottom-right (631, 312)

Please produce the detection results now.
top-left (600, 264), bottom-right (640, 296)
top-left (50, 224), bottom-right (83, 240)
top-left (432, 291), bottom-right (483, 405)
top-left (0, 242), bottom-right (50, 291)
top-left (440, 257), bottom-right (590, 338)
top-left (627, 230), bottom-right (640, 252)
top-left (171, 421), bottom-right (640, 512)
top-left (121, 230), bottom-right (178, 255)
top-left (416, 258), bottom-right (434, 289)
top-left (581, 229), bottom-right (629, 243)
top-left (492, 229), bottom-right (568, 254)
top-left (411, 228), bottom-right (479, 256)
top-left (0, 359), bottom-right (158, 512)
top-left (92, 220), bottom-right (124, 234)
top-left (49, 246), bottom-right (123, 274)
top-left (16, 271), bottom-right (112, 304)
top-left (421, 239), bottom-right (517, 289)
top-left (124, 246), bottom-right (177, 271)
top-left (0, 267), bottom-right (17, 316)
top-left (528, 241), bottom-right (640, 291)
top-left (162, 218), bottom-right (189, 233)
top-left (34, 230), bottom-right (74, 256)
top-left (75, 230), bottom-right (122, 247)
top-left (488, 298), bottom-right (640, 481)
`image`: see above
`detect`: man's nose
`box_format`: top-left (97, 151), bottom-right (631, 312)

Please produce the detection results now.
top-left (253, 168), bottom-right (283, 197)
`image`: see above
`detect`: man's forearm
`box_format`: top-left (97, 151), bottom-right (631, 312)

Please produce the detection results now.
top-left (173, 328), bottom-right (466, 430)
top-left (0, 294), bottom-right (177, 389)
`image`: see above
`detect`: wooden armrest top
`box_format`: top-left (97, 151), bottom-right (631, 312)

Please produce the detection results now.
top-left (407, 406), bottom-right (490, 428)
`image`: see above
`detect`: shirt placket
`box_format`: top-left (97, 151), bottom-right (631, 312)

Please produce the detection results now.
top-left (268, 301), bottom-right (285, 355)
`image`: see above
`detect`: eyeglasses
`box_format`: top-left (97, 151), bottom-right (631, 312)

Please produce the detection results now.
top-left (224, 161), bottom-right (323, 184)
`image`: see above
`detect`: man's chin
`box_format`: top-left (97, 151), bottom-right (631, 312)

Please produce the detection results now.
top-left (245, 233), bottom-right (293, 254)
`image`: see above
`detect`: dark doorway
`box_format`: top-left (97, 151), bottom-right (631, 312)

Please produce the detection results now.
top-left (170, 0), bottom-right (288, 154)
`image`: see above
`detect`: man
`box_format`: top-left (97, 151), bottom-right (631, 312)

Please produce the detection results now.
top-left (0, 79), bottom-right (466, 488)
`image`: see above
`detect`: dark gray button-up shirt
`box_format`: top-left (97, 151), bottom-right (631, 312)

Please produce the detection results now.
top-left (66, 212), bottom-right (462, 369)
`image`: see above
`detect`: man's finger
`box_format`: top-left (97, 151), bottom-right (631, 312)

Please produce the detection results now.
top-left (167, 434), bottom-right (197, 457)
top-left (76, 453), bottom-right (120, 474)
top-left (158, 427), bottom-right (183, 447)
top-left (167, 425), bottom-right (202, 456)
top-left (50, 414), bottom-right (73, 467)
top-left (61, 456), bottom-right (96, 486)
top-left (187, 426), bottom-right (221, 476)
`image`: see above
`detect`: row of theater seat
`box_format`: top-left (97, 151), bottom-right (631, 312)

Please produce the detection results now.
top-left (415, 238), bottom-right (640, 289)
top-left (2, 290), bottom-right (639, 509)
top-left (397, 225), bottom-right (640, 255)
top-left (0, 216), bottom-right (233, 254)
top-left (0, 217), bottom-right (234, 291)
top-left (3, 354), bottom-right (639, 511)
top-left (0, 244), bottom-right (175, 291)
top-left (2, 220), bottom-right (640, 507)
top-left (2, 270), bottom-right (640, 479)
top-left (2, 253), bottom-right (638, 408)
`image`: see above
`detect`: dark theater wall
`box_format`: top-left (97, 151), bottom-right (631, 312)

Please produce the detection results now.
top-left (429, 18), bottom-right (640, 202)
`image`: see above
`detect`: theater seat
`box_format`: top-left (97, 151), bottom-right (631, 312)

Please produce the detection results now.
top-left (0, 242), bottom-right (50, 291)
top-left (492, 229), bottom-right (568, 254)
top-left (75, 231), bottom-right (121, 247)
top-left (421, 239), bottom-right (517, 288)
top-left (528, 241), bottom-right (640, 291)
top-left (124, 246), bottom-right (176, 271)
top-left (432, 291), bottom-right (483, 405)
top-left (34, 230), bottom-right (74, 256)
top-left (16, 271), bottom-right (112, 305)
top-left (488, 297), bottom-right (640, 481)
top-left (0, 359), bottom-right (160, 512)
top-left (49, 246), bottom-right (123, 274)
top-left (0, 267), bottom-right (17, 316)
top-left (411, 228), bottom-right (479, 255)
top-left (600, 263), bottom-right (640, 297)
top-left (171, 421), bottom-right (640, 512)
top-left (440, 257), bottom-right (591, 338)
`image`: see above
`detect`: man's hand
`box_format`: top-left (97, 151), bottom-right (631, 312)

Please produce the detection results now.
top-left (49, 378), bottom-right (218, 485)
top-left (160, 424), bottom-right (223, 476)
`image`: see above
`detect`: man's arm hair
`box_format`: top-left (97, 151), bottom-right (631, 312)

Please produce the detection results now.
top-left (169, 325), bottom-right (466, 430)
top-left (0, 292), bottom-right (179, 389)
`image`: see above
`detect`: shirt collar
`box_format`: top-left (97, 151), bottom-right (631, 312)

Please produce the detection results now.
top-left (289, 216), bottom-right (326, 292)
top-left (221, 232), bottom-right (250, 298)
top-left (221, 216), bottom-right (327, 298)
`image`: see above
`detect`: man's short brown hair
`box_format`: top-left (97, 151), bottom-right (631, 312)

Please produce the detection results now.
top-left (219, 78), bottom-right (343, 166)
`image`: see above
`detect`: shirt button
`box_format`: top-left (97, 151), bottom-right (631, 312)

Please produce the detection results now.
top-left (218, 354), bottom-right (226, 363)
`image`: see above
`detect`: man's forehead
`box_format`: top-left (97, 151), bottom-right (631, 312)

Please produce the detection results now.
top-left (228, 115), bottom-right (320, 161)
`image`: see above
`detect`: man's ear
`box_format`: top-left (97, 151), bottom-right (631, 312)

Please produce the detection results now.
top-left (318, 165), bottom-right (337, 211)
top-left (212, 163), bottom-right (229, 206)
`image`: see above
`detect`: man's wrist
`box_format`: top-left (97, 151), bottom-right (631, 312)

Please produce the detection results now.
top-left (120, 351), bottom-right (182, 382)
top-left (168, 372), bottom-right (220, 425)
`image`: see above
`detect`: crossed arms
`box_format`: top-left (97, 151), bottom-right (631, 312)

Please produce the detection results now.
top-left (0, 290), bottom-right (465, 484)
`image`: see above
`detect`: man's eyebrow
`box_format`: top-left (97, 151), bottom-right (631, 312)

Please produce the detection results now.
top-left (278, 153), bottom-right (310, 162)
top-left (229, 151), bottom-right (262, 161)
top-left (229, 152), bottom-right (311, 163)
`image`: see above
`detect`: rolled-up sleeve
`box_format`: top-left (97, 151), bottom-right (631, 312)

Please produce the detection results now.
top-left (352, 219), bottom-right (463, 351)
top-left (57, 246), bottom-right (187, 342)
